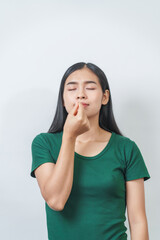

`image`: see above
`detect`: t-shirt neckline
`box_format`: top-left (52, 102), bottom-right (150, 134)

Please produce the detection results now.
top-left (74, 131), bottom-right (115, 160)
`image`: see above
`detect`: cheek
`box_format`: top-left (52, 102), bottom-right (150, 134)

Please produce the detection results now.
top-left (63, 93), bottom-right (75, 112)
top-left (91, 91), bottom-right (102, 102)
top-left (63, 91), bottom-right (73, 104)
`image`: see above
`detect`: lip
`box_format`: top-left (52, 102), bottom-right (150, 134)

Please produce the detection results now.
top-left (79, 102), bottom-right (89, 105)
top-left (80, 102), bottom-right (89, 106)
top-left (74, 102), bottom-right (89, 107)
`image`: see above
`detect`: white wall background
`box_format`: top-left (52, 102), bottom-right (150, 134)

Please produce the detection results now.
top-left (0, 0), bottom-right (159, 239)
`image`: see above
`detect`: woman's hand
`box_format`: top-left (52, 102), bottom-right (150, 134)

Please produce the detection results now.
top-left (63, 102), bottom-right (90, 139)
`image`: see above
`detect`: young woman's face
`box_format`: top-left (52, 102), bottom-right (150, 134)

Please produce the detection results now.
top-left (63, 67), bottom-right (109, 117)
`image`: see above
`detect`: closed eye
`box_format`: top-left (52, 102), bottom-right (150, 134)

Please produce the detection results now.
top-left (68, 88), bottom-right (95, 91)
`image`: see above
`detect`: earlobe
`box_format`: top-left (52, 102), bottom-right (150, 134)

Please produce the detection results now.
top-left (102, 90), bottom-right (109, 105)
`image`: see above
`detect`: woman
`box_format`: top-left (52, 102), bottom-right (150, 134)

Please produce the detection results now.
top-left (30, 62), bottom-right (151, 240)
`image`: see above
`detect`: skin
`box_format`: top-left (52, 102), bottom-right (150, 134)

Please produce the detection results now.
top-left (126, 178), bottom-right (149, 239)
top-left (63, 66), bottom-right (110, 143)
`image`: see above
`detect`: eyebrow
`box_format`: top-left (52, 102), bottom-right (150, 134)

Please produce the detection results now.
top-left (66, 80), bottom-right (97, 86)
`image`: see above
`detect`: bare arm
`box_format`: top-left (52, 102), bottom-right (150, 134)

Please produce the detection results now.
top-left (126, 178), bottom-right (150, 240)
top-left (43, 133), bottom-right (76, 211)
top-left (34, 102), bottom-right (90, 211)
top-left (130, 219), bottom-right (149, 240)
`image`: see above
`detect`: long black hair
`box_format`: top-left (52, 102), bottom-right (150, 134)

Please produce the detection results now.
top-left (47, 62), bottom-right (124, 136)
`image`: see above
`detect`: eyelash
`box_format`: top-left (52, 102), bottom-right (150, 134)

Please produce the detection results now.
top-left (68, 88), bottom-right (95, 91)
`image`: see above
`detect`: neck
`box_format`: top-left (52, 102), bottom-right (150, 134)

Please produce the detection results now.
top-left (75, 118), bottom-right (102, 143)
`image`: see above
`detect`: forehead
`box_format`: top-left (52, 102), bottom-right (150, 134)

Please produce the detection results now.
top-left (65, 68), bottom-right (100, 85)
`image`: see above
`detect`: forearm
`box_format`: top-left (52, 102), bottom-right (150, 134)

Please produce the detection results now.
top-left (44, 132), bottom-right (76, 209)
top-left (130, 218), bottom-right (149, 240)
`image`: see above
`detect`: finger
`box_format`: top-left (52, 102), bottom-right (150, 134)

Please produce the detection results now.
top-left (76, 102), bottom-right (84, 116)
top-left (72, 102), bottom-right (79, 116)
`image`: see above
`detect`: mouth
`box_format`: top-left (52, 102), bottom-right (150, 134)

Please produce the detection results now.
top-left (81, 103), bottom-right (89, 107)
top-left (74, 102), bottom-right (89, 107)
top-left (78, 102), bottom-right (89, 107)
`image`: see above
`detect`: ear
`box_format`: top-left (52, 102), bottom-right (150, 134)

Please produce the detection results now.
top-left (101, 89), bottom-right (109, 105)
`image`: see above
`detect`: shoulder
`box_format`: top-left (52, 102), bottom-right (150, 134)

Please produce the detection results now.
top-left (114, 132), bottom-right (135, 149)
top-left (31, 131), bottom-right (63, 147)
top-left (113, 132), bottom-right (141, 161)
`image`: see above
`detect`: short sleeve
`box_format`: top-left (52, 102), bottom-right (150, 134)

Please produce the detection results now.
top-left (125, 140), bottom-right (151, 182)
top-left (30, 133), bottom-right (54, 178)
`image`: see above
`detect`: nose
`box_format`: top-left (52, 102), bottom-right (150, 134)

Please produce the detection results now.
top-left (76, 88), bottom-right (87, 100)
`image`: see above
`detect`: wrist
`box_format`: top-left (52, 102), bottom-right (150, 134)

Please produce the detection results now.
top-left (62, 131), bottom-right (76, 142)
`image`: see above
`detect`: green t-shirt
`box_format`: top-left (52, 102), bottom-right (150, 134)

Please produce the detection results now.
top-left (30, 131), bottom-right (151, 240)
